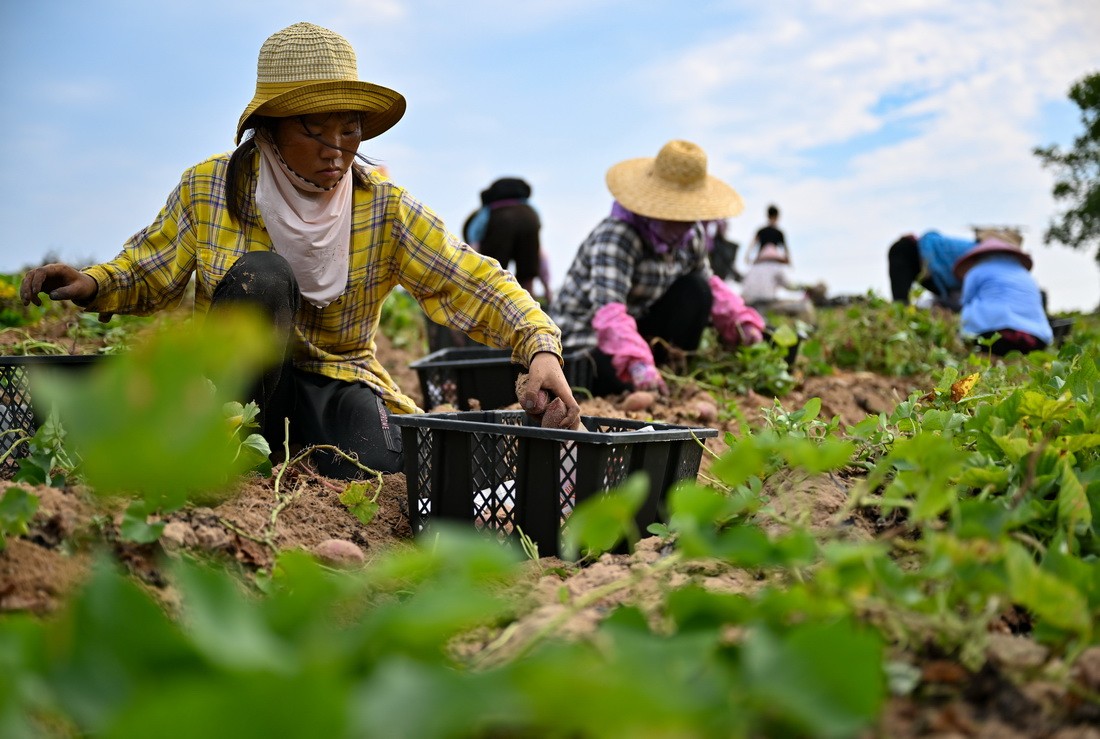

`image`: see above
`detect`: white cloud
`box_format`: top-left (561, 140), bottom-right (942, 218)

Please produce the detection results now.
top-left (614, 1), bottom-right (1100, 310)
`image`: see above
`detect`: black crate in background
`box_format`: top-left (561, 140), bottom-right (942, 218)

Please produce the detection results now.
top-left (409, 346), bottom-right (595, 411)
top-left (392, 410), bottom-right (718, 558)
top-left (0, 355), bottom-right (102, 474)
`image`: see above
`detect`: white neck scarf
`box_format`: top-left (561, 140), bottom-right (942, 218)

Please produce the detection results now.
top-left (255, 138), bottom-right (351, 309)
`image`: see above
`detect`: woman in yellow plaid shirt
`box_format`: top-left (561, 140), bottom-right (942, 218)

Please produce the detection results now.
top-left (20, 22), bottom-right (579, 479)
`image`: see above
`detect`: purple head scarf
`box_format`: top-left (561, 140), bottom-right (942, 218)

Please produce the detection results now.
top-left (610, 201), bottom-right (698, 254)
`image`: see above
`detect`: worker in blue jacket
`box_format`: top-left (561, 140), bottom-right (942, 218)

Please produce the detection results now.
top-left (954, 238), bottom-right (1053, 355)
top-left (888, 230), bottom-right (976, 310)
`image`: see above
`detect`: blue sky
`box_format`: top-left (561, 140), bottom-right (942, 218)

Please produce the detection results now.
top-left (2, 0), bottom-right (1099, 312)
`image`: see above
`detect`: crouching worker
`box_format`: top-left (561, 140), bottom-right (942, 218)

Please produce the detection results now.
top-left (19, 22), bottom-right (580, 480)
top-left (888, 231), bottom-right (976, 311)
top-left (953, 238), bottom-right (1052, 356)
top-left (550, 140), bottom-right (765, 397)
top-left (740, 244), bottom-right (817, 323)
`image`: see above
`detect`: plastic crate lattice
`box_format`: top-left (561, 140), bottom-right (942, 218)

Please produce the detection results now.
top-left (393, 410), bottom-right (717, 557)
top-left (0, 356), bottom-right (102, 473)
top-left (413, 426), bottom-right (433, 520)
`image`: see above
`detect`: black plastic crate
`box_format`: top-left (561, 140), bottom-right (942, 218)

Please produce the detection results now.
top-left (410, 346), bottom-right (594, 410)
top-left (392, 410), bottom-right (718, 557)
top-left (0, 355), bottom-right (103, 473)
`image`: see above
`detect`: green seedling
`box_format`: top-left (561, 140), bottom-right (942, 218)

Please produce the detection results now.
top-left (8, 407), bottom-right (77, 487)
top-left (0, 486), bottom-right (39, 551)
top-left (339, 480), bottom-right (381, 527)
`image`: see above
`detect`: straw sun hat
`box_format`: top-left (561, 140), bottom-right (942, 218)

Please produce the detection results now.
top-left (952, 237), bottom-right (1034, 280)
top-left (236, 22), bottom-right (406, 144)
top-left (605, 140), bottom-right (744, 221)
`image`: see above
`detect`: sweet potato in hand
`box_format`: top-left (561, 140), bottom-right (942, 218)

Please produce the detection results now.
top-left (515, 373), bottom-right (548, 414)
top-left (541, 396), bottom-right (581, 429)
top-left (517, 357), bottom-right (581, 429)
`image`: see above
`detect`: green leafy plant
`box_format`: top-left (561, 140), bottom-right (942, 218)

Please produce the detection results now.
top-left (3, 288), bottom-right (1100, 738)
top-left (0, 487), bottom-right (39, 551)
top-left (560, 471), bottom-right (649, 560)
top-left (224, 400), bottom-right (272, 478)
top-left (685, 329), bottom-right (798, 398)
top-left (762, 396), bottom-right (841, 441)
top-left (798, 336), bottom-right (835, 376)
top-left (339, 480), bottom-right (380, 527)
top-left (813, 297), bottom-right (968, 376)
top-left (6, 408), bottom-right (77, 487)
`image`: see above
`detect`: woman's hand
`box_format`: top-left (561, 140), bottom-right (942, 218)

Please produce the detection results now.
top-left (522, 351), bottom-right (581, 430)
top-left (629, 361), bottom-right (668, 394)
top-left (20, 264), bottom-right (98, 307)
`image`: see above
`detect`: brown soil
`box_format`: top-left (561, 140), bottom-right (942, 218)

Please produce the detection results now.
top-left (1, 331), bottom-right (906, 611)
top-left (3, 327), bottom-right (1097, 737)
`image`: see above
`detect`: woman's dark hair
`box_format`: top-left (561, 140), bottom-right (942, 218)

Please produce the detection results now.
top-left (226, 114), bottom-right (377, 223)
top-left (767, 204), bottom-right (780, 220)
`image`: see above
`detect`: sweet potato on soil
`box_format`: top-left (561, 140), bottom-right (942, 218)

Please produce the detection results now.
top-left (312, 539), bottom-right (365, 568)
top-left (694, 400), bottom-right (718, 424)
top-left (621, 390), bottom-right (656, 412)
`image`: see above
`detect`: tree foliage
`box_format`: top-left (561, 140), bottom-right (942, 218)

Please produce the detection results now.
top-left (1034, 71), bottom-right (1100, 263)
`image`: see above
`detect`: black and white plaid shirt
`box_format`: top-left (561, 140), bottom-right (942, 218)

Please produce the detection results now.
top-left (550, 217), bottom-right (712, 350)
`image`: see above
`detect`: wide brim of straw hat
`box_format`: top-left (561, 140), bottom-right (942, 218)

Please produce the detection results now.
top-left (236, 80), bottom-right (406, 144)
top-left (952, 238), bottom-right (1034, 280)
top-left (606, 154), bottom-right (744, 222)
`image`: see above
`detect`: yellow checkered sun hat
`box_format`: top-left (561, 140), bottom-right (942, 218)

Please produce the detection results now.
top-left (236, 22), bottom-right (406, 144)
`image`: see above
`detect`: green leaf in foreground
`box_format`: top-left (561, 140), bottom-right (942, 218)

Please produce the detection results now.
top-left (770, 323), bottom-right (799, 349)
top-left (33, 308), bottom-right (277, 509)
top-left (119, 500), bottom-right (166, 544)
top-left (105, 673), bottom-right (348, 739)
top-left (743, 618), bottom-right (886, 738)
top-left (1005, 542), bottom-right (1092, 640)
top-left (560, 472), bottom-right (648, 560)
top-left (1056, 458), bottom-right (1091, 531)
top-left (173, 558), bottom-right (295, 672)
top-left (711, 438), bottom-right (767, 488)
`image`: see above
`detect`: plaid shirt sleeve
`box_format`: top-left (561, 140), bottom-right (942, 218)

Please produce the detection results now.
top-left (81, 165), bottom-right (204, 315)
top-left (387, 187), bottom-right (560, 365)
